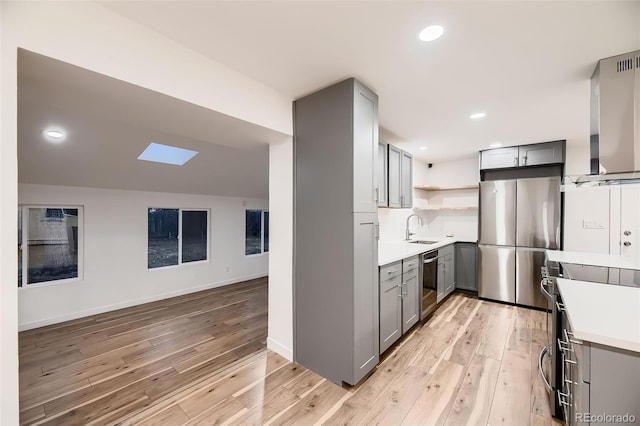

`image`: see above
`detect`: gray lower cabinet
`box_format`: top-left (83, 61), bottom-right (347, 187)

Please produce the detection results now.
top-left (379, 255), bottom-right (420, 354)
top-left (294, 78), bottom-right (379, 386)
top-left (438, 244), bottom-right (455, 302)
top-left (455, 243), bottom-right (477, 291)
top-left (379, 262), bottom-right (402, 354)
top-left (560, 311), bottom-right (640, 426)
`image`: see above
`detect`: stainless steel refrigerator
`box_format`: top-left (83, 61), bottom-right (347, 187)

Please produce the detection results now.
top-left (478, 177), bottom-right (561, 308)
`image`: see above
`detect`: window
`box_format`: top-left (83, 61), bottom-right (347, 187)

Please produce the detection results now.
top-left (245, 210), bottom-right (269, 255)
top-left (147, 208), bottom-right (209, 269)
top-left (18, 206), bottom-right (83, 287)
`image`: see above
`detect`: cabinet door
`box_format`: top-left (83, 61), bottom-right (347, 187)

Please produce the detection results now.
top-left (455, 243), bottom-right (477, 292)
top-left (377, 142), bottom-right (388, 207)
top-left (388, 145), bottom-right (402, 208)
top-left (518, 141), bottom-right (565, 167)
top-left (379, 275), bottom-right (402, 354)
top-left (437, 258), bottom-right (446, 303)
top-left (402, 269), bottom-right (419, 333)
top-left (480, 147), bottom-right (519, 170)
top-left (352, 213), bottom-right (379, 384)
top-left (444, 254), bottom-right (455, 296)
top-left (353, 83), bottom-right (378, 213)
top-left (400, 151), bottom-right (413, 208)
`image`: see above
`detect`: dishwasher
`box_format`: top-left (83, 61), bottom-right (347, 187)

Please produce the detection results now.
top-left (421, 250), bottom-right (438, 320)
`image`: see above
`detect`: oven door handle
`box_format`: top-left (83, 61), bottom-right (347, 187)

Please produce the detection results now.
top-left (540, 278), bottom-right (553, 301)
top-left (538, 346), bottom-right (552, 392)
top-left (423, 257), bottom-right (439, 264)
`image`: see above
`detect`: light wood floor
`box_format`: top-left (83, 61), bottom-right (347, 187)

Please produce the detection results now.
top-left (19, 279), bottom-right (562, 426)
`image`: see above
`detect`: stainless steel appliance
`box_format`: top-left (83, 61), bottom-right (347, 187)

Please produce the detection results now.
top-left (478, 177), bottom-right (561, 308)
top-left (539, 262), bottom-right (563, 419)
top-left (421, 250), bottom-right (438, 320)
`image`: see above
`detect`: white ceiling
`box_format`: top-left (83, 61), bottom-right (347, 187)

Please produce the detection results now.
top-left (101, 0), bottom-right (640, 163)
top-left (18, 50), bottom-right (288, 198)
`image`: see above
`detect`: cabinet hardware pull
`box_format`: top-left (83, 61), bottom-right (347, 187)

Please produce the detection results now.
top-left (540, 278), bottom-right (553, 300)
top-left (624, 230), bottom-right (632, 236)
top-left (538, 347), bottom-right (552, 392)
top-left (387, 269), bottom-right (399, 274)
top-left (565, 330), bottom-right (583, 345)
top-left (624, 241), bottom-right (632, 247)
top-left (557, 391), bottom-right (572, 407)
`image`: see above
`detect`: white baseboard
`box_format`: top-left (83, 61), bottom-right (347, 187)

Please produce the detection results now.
top-left (267, 336), bottom-right (293, 361)
top-left (18, 273), bottom-right (268, 331)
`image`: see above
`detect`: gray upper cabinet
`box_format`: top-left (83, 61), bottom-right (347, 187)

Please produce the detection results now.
top-left (401, 151), bottom-right (413, 208)
top-left (353, 86), bottom-right (378, 213)
top-left (455, 243), bottom-right (477, 292)
top-left (387, 145), bottom-right (412, 208)
top-left (518, 140), bottom-right (565, 167)
top-left (480, 141), bottom-right (566, 170)
top-left (480, 147), bottom-right (519, 170)
top-left (376, 141), bottom-right (388, 207)
top-left (294, 78), bottom-right (379, 386)
top-left (388, 145), bottom-right (402, 208)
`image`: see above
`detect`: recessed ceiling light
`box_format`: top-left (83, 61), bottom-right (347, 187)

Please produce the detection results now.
top-left (138, 142), bottom-right (198, 166)
top-left (419, 25), bottom-right (444, 42)
top-left (42, 128), bottom-right (66, 143)
top-left (470, 112), bottom-right (487, 119)
top-left (419, 146), bottom-right (428, 151)
top-left (490, 142), bottom-right (502, 148)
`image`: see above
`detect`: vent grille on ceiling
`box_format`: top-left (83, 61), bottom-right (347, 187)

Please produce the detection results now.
top-left (616, 58), bottom-right (633, 72)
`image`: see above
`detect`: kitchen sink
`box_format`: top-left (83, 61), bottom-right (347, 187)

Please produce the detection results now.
top-left (408, 240), bottom-right (439, 244)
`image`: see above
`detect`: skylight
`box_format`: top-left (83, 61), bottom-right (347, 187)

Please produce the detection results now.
top-left (137, 143), bottom-right (198, 166)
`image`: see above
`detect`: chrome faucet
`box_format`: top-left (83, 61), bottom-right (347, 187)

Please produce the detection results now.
top-left (405, 214), bottom-right (423, 241)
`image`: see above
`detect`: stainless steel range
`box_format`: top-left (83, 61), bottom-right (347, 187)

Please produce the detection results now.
top-left (539, 261), bottom-right (564, 419)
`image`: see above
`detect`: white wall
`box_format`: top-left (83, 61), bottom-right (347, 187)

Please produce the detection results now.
top-left (1, 3), bottom-right (294, 421)
top-left (379, 156), bottom-right (479, 242)
top-left (18, 184), bottom-right (268, 329)
top-left (267, 139), bottom-right (294, 361)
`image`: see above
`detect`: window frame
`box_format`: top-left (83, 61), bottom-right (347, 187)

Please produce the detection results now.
top-left (18, 204), bottom-right (84, 288)
top-left (147, 207), bottom-right (210, 270)
top-left (245, 209), bottom-right (269, 257)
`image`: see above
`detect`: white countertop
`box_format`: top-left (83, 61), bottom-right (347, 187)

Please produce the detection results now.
top-left (556, 278), bottom-right (640, 353)
top-left (546, 250), bottom-right (640, 270)
top-left (378, 237), bottom-right (474, 266)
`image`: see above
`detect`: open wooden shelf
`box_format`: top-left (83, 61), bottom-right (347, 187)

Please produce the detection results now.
top-left (414, 185), bottom-right (479, 191)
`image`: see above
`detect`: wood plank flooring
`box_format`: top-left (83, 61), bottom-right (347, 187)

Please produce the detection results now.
top-left (20, 280), bottom-right (562, 425)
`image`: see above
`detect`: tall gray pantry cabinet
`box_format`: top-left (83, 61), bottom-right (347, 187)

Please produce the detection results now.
top-left (294, 78), bottom-right (380, 386)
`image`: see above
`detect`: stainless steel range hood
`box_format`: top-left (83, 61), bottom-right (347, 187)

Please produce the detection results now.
top-left (578, 50), bottom-right (640, 185)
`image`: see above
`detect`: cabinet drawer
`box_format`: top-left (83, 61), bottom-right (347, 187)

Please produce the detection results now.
top-left (380, 261), bottom-right (402, 282)
top-left (402, 256), bottom-right (419, 274)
